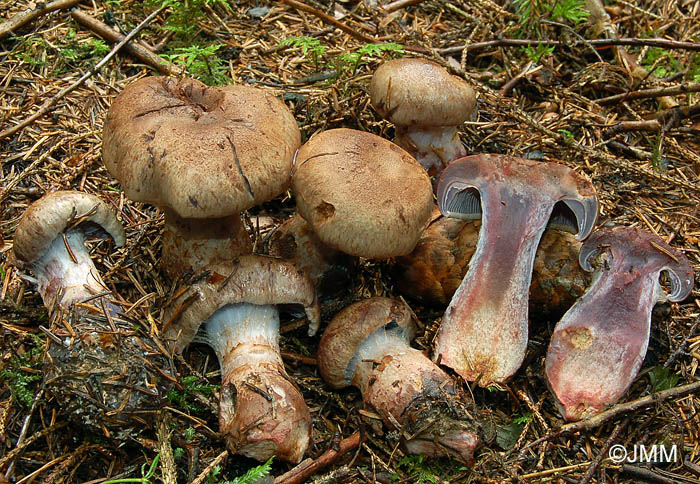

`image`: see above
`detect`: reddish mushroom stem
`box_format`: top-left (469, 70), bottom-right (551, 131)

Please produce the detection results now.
top-left (434, 155), bottom-right (598, 386)
top-left (546, 226), bottom-right (694, 420)
top-left (353, 326), bottom-right (479, 462)
top-left (199, 303), bottom-right (311, 463)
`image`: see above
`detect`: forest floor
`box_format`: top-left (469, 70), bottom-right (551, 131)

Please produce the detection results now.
top-left (1, 0), bottom-right (700, 482)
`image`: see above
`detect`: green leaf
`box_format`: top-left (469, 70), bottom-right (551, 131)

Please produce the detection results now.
top-left (649, 366), bottom-right (679, 392)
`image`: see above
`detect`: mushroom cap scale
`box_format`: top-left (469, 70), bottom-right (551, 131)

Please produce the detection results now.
top-left (317, 297), bottom-right (418, 389)
top-left (13, 190), bottom-right (125, 265)
top-left (164, 255), bottom-right (320, 352)
top-left (103, 77), bottom-right (300, 219)
top-left (370, 58), bottom-right (476, 127)
top-left (291, 128), bottom-right (434, 258)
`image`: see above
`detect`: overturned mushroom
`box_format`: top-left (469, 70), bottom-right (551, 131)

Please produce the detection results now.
top-left (291, 128), bottom-right (434, 259)
top-left (13, 191), bottom-right (166, 435)
top-left (546, 226), bottom-right (694, 420)
top-left (391, 208), bottom-right (591, 315)
top-left (434, 154), bottom-right (598, 386)
top-left (103, 76), bottom-right (300, 277)
top-left (164, 255), bottom-right (320, 463)
top-left (370, 58), bottom-right (476, 177)
top-left (318, 297), bottom-right (482, 463)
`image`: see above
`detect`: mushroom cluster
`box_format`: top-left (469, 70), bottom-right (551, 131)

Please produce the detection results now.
top-left (12, 56), bottom-right (695, 473)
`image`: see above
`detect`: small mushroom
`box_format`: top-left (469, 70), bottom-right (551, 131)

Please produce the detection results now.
top-left (370, 58), bottom-right (476, 177)
top-left (546, 226), bottom-right (694, 420)
top-left (391, 208), bottom-right (591, 315)
top-left (434, 154), bottom-right (598, 386)
top-left (13, 191), bottom-right (166, 434)
top-left (317, 297), bottom-right (481, 463)
top-left (103, 76), bottom-right (301, 277)
top-left (291, 128), bottom-right (434, 259)
top-left (164, 255), bottom-right (320, 463)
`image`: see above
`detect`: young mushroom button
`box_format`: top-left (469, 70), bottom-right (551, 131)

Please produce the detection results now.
top-left (370, 58), bottom-right (477, 177)
top-left (13, 191), bottom-right (167, 435)
top-left (102, 76), bottom-right (301, 277)
top-left (546, 226), bottom-right (694, 421)
top-left (434, 154), bottom-right (598, 386)
top-left (291, 128), bottom-right (434, 259)
top-left (317, 297), bottom-right (482, 464)
top-left (164, 255), bottom-right (320, 463)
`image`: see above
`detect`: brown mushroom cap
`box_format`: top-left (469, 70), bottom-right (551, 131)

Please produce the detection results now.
top-left (317, 297), bottom-right (418, 389)
top-left (102, 77), bottom-right (300, 219)
top-left (370, 58), bottom-right (476, 127)
top-left (13, 190), bottom-right (125, 265)
top-left (291, 128), bottom-right (434, 258)
top-left (165, 255), bottom-right (320, 351)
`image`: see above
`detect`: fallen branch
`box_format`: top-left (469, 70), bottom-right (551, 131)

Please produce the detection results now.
top-left (597, 83), bottom-right (700, 105)
top-left (0, 0), bottom-right (82, 39)
top-left (621, 464), bottom-right (683, 484)
top-left (563, 380), bottom-right (700, 432)
top-left (519, 380), bottom-right (700, 456)
top-left (71, 9), bottom-right (180, 76)
top-left (274, 432), bottom-right (363, 484)
top-left (0, 5), bottom-right (165, 141)
top-left (280, 0), bottom-right (380, 44)
top-left (434, 37), bottom-right (700, 55)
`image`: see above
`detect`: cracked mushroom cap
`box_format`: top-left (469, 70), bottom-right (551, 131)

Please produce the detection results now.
top-left (13, 190), bottom-right (125, 266)
top-left (370, 58), bottom-right (476, 127)
top-left (317, 297), bottom-right (418, 389)
top-left (102, 76), bottom-right (300, 218)
top-left (165, 254), bottom-right (321, 350)
top-left (291, 128), bottom-right (434, 258)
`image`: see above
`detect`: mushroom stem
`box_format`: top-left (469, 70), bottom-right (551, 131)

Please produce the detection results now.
top-left (197, 303), bottom-right (311, 464)
top-left (32, 229), bottom-right (120, 313)
top-left (545, 226), bottom-right (694, 420)
top-left (436, 200), bottom-right (547, 386)
top-left (162, 209), bottom-right (252, 277)
top-left (395, 125), bottom-right (467, 175)
top-left (351, 325), bottom-right (479, 463)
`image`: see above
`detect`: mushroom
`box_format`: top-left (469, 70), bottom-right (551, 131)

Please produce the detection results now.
top-left (164, 255), bottom-right (320, 463)
top-left (13, 190), bottom-right (166, 433)
top-left (102, 76), bottom-right (301, 277)
top-left (434, 154), bottom-right (598, 386)
top-left (370, 58), bottom-right (476, 177)
top-left (267, 214), bottom-right (356, 300)
top-left (546, 226), bottom-right (694, 420)
top-left (317, 297), bottom-right (482, 463)
top-left (291, 128), bottom-right (434, 259)
top-left (391, 208), bottom-right (591, 315)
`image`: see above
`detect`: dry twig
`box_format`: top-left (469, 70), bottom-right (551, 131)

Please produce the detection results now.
top-left (0, 0), bottom-right (83, 39)
top-left (71, 10), bottom-right (181, 76)
top-left (0, 5), bottom-right (166, 141)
